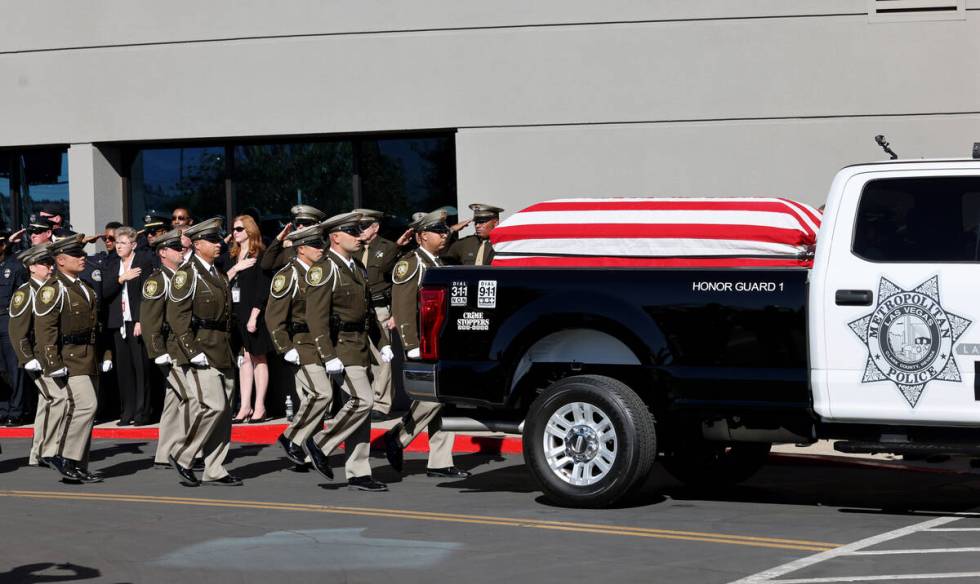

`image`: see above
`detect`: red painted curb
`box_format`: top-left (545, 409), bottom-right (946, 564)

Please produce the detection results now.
top-left (0, 425), bottom-right (525, 455)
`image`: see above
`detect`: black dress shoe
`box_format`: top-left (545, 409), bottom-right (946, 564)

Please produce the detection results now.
top-left (278, 434), bottom-right (306, 465)
top-left (116, 419), bottom-right (132, 427)
top-left (383, 431), bottom-right (404, 473)
top-left (204, 474), bottom-right (243, 486)
top-left (348, 476), bottom-right (388, 492)
top-left (303, 437), bottom-right (333, 480)
top-left (153, 462), bottom-right (172, 470)
top-left (43, 456), bottom-right (82, 483)
top-left (133, 419), bottom-right (151, 427)
top-left (69, 462), bottom-right (103, 484)
top-left (426, 466), bottom-right (471, 479)
top-left (192, 458), bottom-right (206, 471)
top-left (169, 454), bottom-right (200, 486)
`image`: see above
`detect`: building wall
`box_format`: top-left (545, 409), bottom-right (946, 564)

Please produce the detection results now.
top-left (1, 1), bottom-right (978, 230)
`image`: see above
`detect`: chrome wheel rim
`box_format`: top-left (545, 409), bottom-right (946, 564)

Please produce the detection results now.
top-left (543, 401), bottom-right (618, 486)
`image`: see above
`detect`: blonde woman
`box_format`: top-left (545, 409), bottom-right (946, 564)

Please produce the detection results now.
top-left (224, 215), bottom-right (273, 423)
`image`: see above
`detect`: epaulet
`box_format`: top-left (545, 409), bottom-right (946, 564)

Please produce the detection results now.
top-left (392, 253), bottom-right (421, 285)
top-left (270, 264), bottom-right (298, 299)
top-left (306, 260), bottom-right (338, 289)
top-left (142, 270), bottom-right (168, 300)
top-left (33, 281), bottom-right (64, 317)
top-left (168, 266), bottom-right (196, 301)
top-left (9, 282), bottom-right (34, 318)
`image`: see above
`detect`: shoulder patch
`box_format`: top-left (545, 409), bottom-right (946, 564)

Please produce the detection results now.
top-left (142, 278), bottom-right (162, 300)
top-left (39, 286), bottom-right (56, 305)
top-left (306, 262), bottom-right (336, 288)
top-left (308, 266), bottom-right (324, 285)
top-left (173, 271), bottom-right (189, 290)
top-left (272, 273), bottom-right (289, 293)
top-left (394, 260), bottom-right (409, 279)
top-left (392, 256), bottom-right (420, 285)
top-left (11, 290), bottom-right (26, 310)
top-left (169, 269), bottom-right (194, 301)
top-left (34, 283), bottom-right (63, 317)
top-left (270, 266), bottom-right (297, 299)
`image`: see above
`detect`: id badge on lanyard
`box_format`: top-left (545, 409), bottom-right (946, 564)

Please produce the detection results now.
top-left (231, 284), bottom-right (241, 304)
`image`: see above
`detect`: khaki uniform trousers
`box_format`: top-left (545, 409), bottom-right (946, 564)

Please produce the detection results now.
top-left (30, 374), bottom-right (66, 464)
top-left (284, 364), bottom-right (333, 446)
top-left (47, 375), bottom-right (97, 464)
top-left (313, 365), bottom-right (373, 479)
top-left (395, 401), bottom-right (455, 469)
top-left (171, 366), bottom-right (233, 482)
top-left (369, 305), bottom-right (394, 415)
top-left (154, 365), bottom-right (195, 465)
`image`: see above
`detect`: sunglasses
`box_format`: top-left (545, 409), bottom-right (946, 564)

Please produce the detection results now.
top-left (197, 235), bottom-right (223, 244)
top-left (300, 240), bottom-right (326, 249)
top-left (294, 220), bottom-right (316, 228)
top-left (233, 226), bottom-right (246, 233)
top-left (172, 216), bottom-right (189, 221)
top-left (473, 217), bottom-right (495, 225)
top-left (62, 249), bottom-right (87, 258)
top-left (424, 225), bottom-right (450, 235)
top-left (163, 242), bottom-right (184, 252)
top-left (104, 236), bottom-right (115, 243)
top-left (337, 225), bottom-right (363, 236)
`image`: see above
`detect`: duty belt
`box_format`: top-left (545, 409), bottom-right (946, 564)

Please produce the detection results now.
top-left (289, 323), bottom-right (310, 334)
top-left (330, 316), bottom-right (368, 333)
top-left (191, 316), bottom-right (230, 332)
top-left (62, 331), bottom-right (96, 345)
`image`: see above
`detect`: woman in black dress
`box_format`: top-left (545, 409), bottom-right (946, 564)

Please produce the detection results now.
top-left (225, 214), bottom-right (274, 422)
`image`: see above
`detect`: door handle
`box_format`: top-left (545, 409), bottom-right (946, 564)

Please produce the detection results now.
top-left (835, 289), bottom-right (873, 306)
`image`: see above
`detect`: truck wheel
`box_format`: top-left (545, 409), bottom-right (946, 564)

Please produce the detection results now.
top-left (661, 442), bottom-right (771, 488)
top-left (524, 375), bottom-right (656, 508)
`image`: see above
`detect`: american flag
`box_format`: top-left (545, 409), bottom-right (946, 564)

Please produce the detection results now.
top-left (490, 197), bottom-right (821, 268)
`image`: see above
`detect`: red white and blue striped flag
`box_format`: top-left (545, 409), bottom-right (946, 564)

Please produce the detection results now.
top-left (490, 197), bottom-right (821, 268)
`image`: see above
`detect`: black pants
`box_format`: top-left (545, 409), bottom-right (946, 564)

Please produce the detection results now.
top-left (113, 322), bottom-right (150, 423)
top-left (0, 315), bottom-right (26, 419)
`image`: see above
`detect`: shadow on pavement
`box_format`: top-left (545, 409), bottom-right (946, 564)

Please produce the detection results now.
top-left (0, 562), bottom-right (100, 583)
top-left (88, 441), bottom-right (146, 463)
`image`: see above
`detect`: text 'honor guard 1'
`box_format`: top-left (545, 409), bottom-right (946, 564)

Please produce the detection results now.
top-left (303, 212), bottom-right (393, 492)
top-left (384, 210), bottom-right (470, 479)
top-left (140, 228), bottom-right (198, 470)
top-left (166, 218), bottom-right (242, 487)
top-left (8, 244), bottom-right (58, 467)
top-left (443, 203), bottom-right (503, 266)
top-left (265, 223), bottom-right (335, 466)
top-left (34, 234), bottom-right (110, 484)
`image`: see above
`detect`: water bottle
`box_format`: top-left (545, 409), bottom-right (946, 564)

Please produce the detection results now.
top-left (285, 395), bottom-right (294, 422)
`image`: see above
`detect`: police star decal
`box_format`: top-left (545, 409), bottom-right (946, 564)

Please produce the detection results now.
top-left (849, 276), bottom-right (971, 407)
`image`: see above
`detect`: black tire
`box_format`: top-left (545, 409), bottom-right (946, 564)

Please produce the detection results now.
top-left (660, 441), bottom-right (771, 488)
top-left (523, 375), bottom-right (656, 508)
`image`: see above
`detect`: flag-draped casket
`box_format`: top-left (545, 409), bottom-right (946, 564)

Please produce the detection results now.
top-left (489, 198), bottom-right (821, 268)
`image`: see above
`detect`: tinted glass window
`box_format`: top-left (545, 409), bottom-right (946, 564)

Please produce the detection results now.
top-left (20, 149), bottom-right (70, 226)
top-left (359, 136), bottom-right (456, 219)
top-left (853, 177), bottom-right (980, 262)
top-left (0, 152), bottom-right (14, 231)
top-left (129, 146), bottom-right (226, 226)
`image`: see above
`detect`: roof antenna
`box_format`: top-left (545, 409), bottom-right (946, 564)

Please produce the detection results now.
top-left (875, 135), bottom-right (898, 160)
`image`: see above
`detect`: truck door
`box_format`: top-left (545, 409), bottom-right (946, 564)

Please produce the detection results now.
top-left (819, 171), bottom-right (980, 424)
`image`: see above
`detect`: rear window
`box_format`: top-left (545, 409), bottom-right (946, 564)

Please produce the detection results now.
top-left (853, 177), bottom-right (980, 262)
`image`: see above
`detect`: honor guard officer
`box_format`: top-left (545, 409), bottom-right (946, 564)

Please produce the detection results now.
top-left (0, 232), bottom-right (28, 425)
top-left (166, 218), bottom-right (242, 487)
top-left (265, 223), bottom-right (333, 465)
top-left (384, 210), bottom-right (470, 479)
top-left (141, 229), bottom-right (197, 469)
top-left (352, 208), bottom-right (407, 420)
top-left (34, 234), bottom-right (110, 483)
top-left (8, 244), bottom-right (59, 466)
top-left (261, 205), bottom-right (327, 271)
top-left (304, 212), bottom-right (393, 492)
top-left (443, 204), bottom-right (504, 266)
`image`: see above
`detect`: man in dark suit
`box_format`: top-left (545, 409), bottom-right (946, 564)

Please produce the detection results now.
top-left (101, 226), bottom-right (155, 425)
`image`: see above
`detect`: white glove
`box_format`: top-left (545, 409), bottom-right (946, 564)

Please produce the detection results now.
top-left (25, 358), bottom-right (42, 372)
top-left (101, 360), bottom-right (114, 373)
top-left (237, 354), bottom-right (244, 368)
top-left (380, 346), bottom-right (394, 363)
top-left (324, 358), bottom-right (344, 374)
top-left (284, 348), bottom-right (300, 365)
top-left (190, 353), bottom-right (209, 367)
top-left (407, 348), bottom-right (421, 359)
top-left (154, 354), bottom-right (172, 365)
top-left (50, 367), bottom-right (68, 378)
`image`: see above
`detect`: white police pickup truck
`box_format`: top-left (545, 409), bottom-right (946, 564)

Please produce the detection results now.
top-left (407, 155), bottom-right (980, 507)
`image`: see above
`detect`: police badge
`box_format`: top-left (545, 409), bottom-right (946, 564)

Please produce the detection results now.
top-left (91, 269), bottom-right (102, 283)
top-left (850, 276), bottom-right (972, 407)
top-left (3, 268), bottom-right (10, 279)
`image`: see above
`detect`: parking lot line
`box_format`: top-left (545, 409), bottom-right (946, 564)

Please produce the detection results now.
top-left (771, 573), bottom-right (980, 583)
top-left (0, 490), bottom-right (837, 552)
top-left (848, 547), bottom-right (980, 555)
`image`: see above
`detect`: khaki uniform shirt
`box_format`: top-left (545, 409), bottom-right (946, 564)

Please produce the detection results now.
top-left (391, 250), bottom-right (440, 352)
top-left (306, 250), bottom-right (373, 367)
top-left (8, 279), bottom-right (44, 366)
top-left (33, 272), bottom-right (104, 376)
top-left (140, 266), bottom-right (187, 364)
top-left (444, 234), bottom-right (493, 266)
top-left (167, 256), bottom-right (234, 370)
top-left (264, 257), bottom-right (322, 366)
top-left (359, 237), bottom-right (403, 305)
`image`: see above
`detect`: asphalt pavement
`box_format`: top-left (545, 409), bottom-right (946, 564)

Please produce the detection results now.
top-left (3, 439), bottom-right (980, 583)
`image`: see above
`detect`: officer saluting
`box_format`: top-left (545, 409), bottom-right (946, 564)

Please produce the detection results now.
top-left (304, 212), bottom-right (393, 492)
top-left (34, 234), bottom-right (110, 483)
top-left (166, 218), bottom-right (242, 487)
top-left (260, 205), bottom-right (327, 272)
top-left (141, 228), bottom-right (197, 469)
top-left (8, 244), bottom-right (58, 466)
top-left (265, 223), bottom-right (333, 465)
top-left (442, 203), bottom-right (504, 266)
top-left (383, 210), bottom-right (470, 479)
